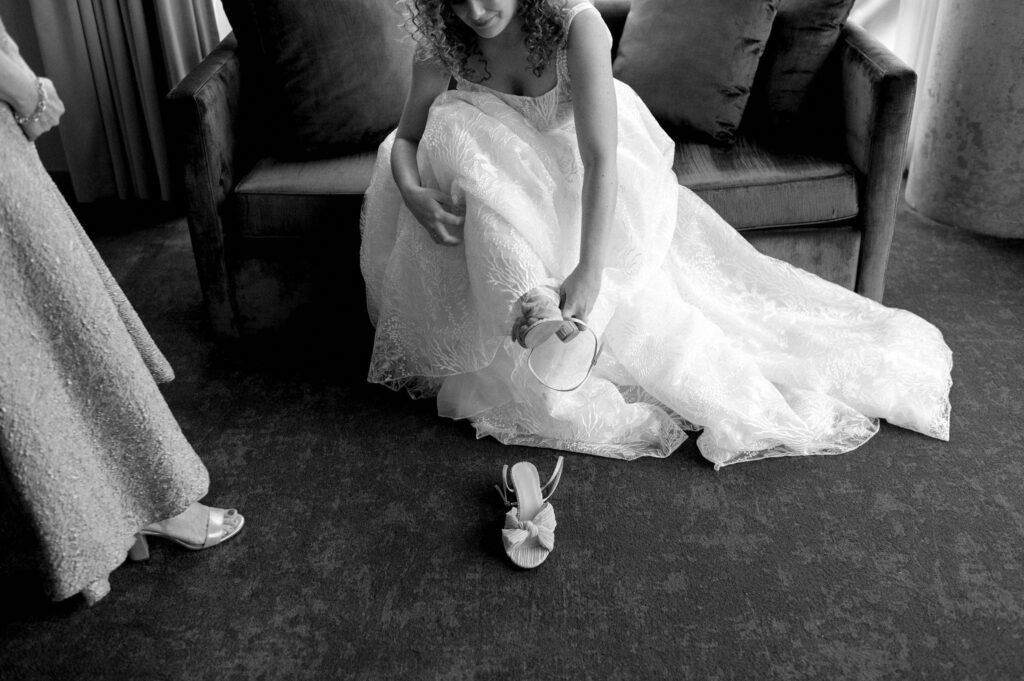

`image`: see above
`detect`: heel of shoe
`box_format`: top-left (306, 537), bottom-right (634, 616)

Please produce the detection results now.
top-left (128, 534), bottom-right (150, 561)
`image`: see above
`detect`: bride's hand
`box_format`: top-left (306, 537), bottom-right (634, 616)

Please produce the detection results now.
top-left (560, 264), bottom-right (601, 327)
top-left (402, 186), bottom-right (464, 246)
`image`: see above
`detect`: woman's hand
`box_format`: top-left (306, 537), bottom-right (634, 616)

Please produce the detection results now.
top-left (401, 185), bottom-right (464, 246)
top-left (1, 47), bottom-right (64, 141)
top-left (18, 78), bottom-right (64, 141)
top-left (390, 55), bottom-right (459, 245)
top-left (560, 263), bottom-right (602, 324)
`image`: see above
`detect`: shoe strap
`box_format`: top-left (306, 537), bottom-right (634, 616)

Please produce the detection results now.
top-left (526, 318), bottom-right (602, 392)
top-left (203, 507), bottom-right (223, 549)
top-left (495, 464), bottom-right (515, 507)
top-left (541, 456), bottom-right (564, 503)
top-left (495, 483), bottom-right (512, 507)
top-left (203, 507), bottom-right (238, 548)
top-left (496, 458), bottom-right (562, 506)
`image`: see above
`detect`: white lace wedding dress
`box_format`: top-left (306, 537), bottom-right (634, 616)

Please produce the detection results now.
top-left (360, 2), bottom-right (952, 468)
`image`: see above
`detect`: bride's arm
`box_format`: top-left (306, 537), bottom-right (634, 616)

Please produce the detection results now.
top-left (390, 54), bottom-right (463, 246)
top-left (562, 7), bottom-right (618, 322)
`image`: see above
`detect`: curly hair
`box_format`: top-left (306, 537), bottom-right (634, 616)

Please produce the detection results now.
top-left (403, 0), bottom-right (569, 80)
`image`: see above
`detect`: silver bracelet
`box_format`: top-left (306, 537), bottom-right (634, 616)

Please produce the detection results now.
top-left (14, 77), bottom-right (47, 126)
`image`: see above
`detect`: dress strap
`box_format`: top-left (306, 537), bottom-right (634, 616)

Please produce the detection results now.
top-left (0, 16), bottom-right (12, 55)
top-left (558, 1), bottom-right (612, 83)
top-left (564, 1), bottom-right (599, 27)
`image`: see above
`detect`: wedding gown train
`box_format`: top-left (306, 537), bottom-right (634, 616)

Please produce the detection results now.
top-left (359, 2), bottom-right (951, 468)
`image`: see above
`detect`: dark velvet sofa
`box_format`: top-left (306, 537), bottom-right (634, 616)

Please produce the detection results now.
top-left (168, 0), bottom-right (915, 338)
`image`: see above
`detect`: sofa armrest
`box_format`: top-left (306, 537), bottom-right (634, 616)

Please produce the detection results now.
top-left (167, 35), bottom-right (245, 337)
top-left (838, 22), bottom-right (916, 302)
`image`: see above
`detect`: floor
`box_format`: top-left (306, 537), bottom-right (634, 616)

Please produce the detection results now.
top-left (1, 199), bottom-right (1023, 680)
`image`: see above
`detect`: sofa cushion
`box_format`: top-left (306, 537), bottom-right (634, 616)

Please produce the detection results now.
top-left (222, 0), bottom-right (413, 159)
top-left (232, 154), bottom-right (376, 238)
top-left (745, 0), bottom-right (856, 135)
top-left (675, 134), bottom-right (859, 229)
top-left (613, 0), bottom-right (779, 144)
top-left (233, 136), bottom-right (858, 238)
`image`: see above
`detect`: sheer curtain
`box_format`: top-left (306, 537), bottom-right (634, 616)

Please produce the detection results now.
top-left (849, 0), bottom-right (900, 48)
top-left (850, 0), bottom-right (942, 165)
top-left (28, 0), bottom-right (219, 202)
top-left (892, 0), bottom-right (941, 161)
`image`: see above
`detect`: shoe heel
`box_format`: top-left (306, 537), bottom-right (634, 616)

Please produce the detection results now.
top-left (128, 534), bottom-right (150, 561)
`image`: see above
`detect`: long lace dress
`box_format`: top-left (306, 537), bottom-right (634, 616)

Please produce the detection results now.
top-left (0, 19), bottom-right (208, 604)
top-left (360, 2), bottom-right (952, 468)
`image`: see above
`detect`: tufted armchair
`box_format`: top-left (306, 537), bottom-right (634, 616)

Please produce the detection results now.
top-left (168, 0), bottom-right (914, 338)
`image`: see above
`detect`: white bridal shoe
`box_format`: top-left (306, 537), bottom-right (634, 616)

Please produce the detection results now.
top-left (496, 456), bottom-right (564, 569)
top-left (511, 287), bottom-right (602, 392)
top-left (512, 286), bottom-right (579, 348)
top-left (128, 505), bottom-right (245, 561)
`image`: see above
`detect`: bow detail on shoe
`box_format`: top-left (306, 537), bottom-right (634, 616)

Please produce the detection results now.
top-left (502, 503), bottom-right (557, 551)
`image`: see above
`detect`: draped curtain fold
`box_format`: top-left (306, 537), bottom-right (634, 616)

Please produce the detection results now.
top-left (29, 0), bottom-right (219, 202)
top-left (850, 0), bottom-right (942, 166)
top-left (892, 0), bottom-right (940, 164)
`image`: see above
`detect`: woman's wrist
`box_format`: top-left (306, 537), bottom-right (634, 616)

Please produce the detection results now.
top-left (14, 76), bottom-right (47, 125)
top-left (397, 180), bottom-right (423, 202)
top-left (0, 56), bottom-right (36, 114)
top-left (578, 245), bottom-right (607, 273)
top-left (573, 258), bottom-right (604, 284)
top-left (390, 139), bottom-right (423, 200)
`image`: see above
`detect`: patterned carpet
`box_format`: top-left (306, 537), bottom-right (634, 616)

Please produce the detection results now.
top-left (1, 200), bottom-right (1022, 680)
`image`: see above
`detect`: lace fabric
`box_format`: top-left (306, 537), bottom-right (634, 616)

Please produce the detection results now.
top-left (359, 2), bottom-right (952, 468)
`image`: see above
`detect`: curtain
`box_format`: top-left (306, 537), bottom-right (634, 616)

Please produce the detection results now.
top-left (850, 0), bottom-right (942, 166)
top-left (849, 0), bottom-right (901, 49)
top-left (28, 0), bottom-right (219, 202)
top-left (892, 0), bottom-right (941, 163)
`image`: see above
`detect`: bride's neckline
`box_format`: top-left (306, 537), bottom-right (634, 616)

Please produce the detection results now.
top-left (460, 65), bottom-right (560, 101)
top-left (458, 19), bottom-right (563, 100)
top-left (457, 0), bottom-right (594, 100)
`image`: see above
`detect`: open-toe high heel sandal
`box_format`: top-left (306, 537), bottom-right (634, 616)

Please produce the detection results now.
top-left (512, 286), bottom-right (580, 349)
top-left (512, 287), bottom-right (602, 392)
top-left (495, 456), bottom-right (564, 569)
top-left (128, 506), bottom-right (245, 561)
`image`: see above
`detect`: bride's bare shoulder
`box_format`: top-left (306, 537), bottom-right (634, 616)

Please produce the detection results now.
top-left (563, 0), bottom-right (609, 48)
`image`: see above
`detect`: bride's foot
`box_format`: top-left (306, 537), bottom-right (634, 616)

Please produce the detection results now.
top-left (128, 502), bottom-right (244, 560)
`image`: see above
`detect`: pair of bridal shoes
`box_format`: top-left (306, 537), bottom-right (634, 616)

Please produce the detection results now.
top-left (496, 456), bottom-right (564, 569)
top-left (128, 505), bottom-right (245, 561)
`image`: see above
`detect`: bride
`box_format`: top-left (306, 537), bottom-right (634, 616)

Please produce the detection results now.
top-left (360, 0), bottom-right (952, 468)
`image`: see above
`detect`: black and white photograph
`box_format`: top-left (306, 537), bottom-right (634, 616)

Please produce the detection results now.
top-left (1, 0), bottom-right (1021, 678)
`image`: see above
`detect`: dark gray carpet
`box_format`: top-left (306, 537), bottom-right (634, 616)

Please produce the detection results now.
top-left (1, 201), bottom-right (1022, 681)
